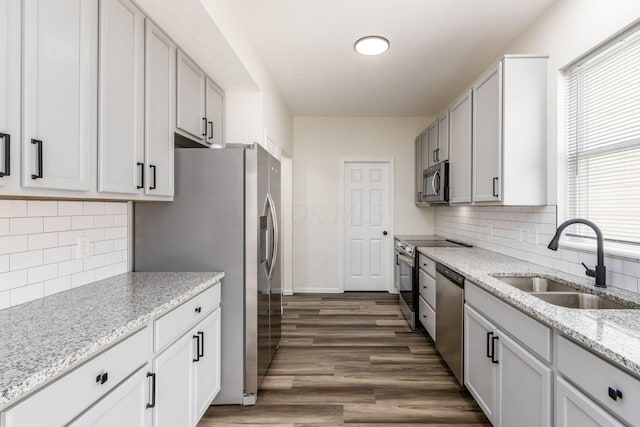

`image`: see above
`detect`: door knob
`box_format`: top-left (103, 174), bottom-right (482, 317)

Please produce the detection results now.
top-left (383, 231), bottom-right (388, 236)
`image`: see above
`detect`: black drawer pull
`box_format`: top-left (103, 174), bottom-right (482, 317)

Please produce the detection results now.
top-left (486, 332), bottom-right (493, 359)
top-left (137, 162), bottom-right (144, 189)
top-left (202, 117), bottom-right (207, 136)
top-left (31, 139), bottom-right (43, 179)
top-left (146, 372), bottom-right (156, 408)
top-left (0, 133), bottom-right (10, 177)
top-left (208, 121), bottom-right (213, 140)
top-left (492, 177), bottom-right (499, 197)
top-left (95, 372), bottom-right (108, 384)
top-left (149, 164), bottom-right (156, 190)
top-left (491, 336), bottom-right (499, 364)
top-left (195, 306), bottom-right (202, 314)
top-left (608, 387), bottom-right (623, 401)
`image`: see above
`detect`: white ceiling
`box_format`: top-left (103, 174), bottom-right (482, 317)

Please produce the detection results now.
top-left (228, 0), bottom-right (557, 116)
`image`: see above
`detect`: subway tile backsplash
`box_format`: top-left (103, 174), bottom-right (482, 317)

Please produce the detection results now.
top-left (0, 200), bottom-right (129, 309)
top-left (435, 205), bottom-right (640, 294)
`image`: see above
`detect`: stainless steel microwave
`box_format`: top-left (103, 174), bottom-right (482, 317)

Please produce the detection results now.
top-left (423, 162), bottom-right (449, 203)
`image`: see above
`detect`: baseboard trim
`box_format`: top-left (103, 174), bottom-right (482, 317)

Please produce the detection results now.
top-left (291, 288), bottom-right (343, 294)
top-left (282, 289), bottom-right (294, 296)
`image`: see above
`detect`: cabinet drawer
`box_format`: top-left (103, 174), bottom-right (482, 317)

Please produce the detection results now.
top-left (154, 284), bottom-right (220, 352)
top-left (465, 282), bottom-right (551, 362)
top-left (557, 336), bottom-right (640, 425)
top-left (418, 253), bottom-right (436, 277)
top-left (2, 327), bottom-right (152, 427)
top-left (418, 296), bottom-right (436, 341)
top-left (418, 268), bottom-right (436, 308)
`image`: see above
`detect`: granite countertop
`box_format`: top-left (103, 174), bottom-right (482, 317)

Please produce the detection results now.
top-left (0, 271), bottom-right (224, 411)
top-left (417, 246), bottom-right (640, 377)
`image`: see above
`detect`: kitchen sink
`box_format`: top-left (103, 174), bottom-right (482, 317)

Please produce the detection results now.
top-left (495, 276), bottom-right (577, 293)
top-left (530, 292), bottom-right (632, 309)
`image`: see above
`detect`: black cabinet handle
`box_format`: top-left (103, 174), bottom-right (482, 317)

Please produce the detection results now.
top-left (486, 332), bottom-right (493, 359)
top-left (146, 372), bottom-right (156, 408)
top-left (436, 148), bottom-right (440, 162)
top-left (202, 117), bottom-right (207, 136)
top-left (395, 254), bottom-right (399, 266)
top-left (195, 306), bottom-right (202, 314)
top-left (492, 177), bottom-right (499, 197)
top-left (608, 387), bottom-right (623, 401)
top-left (193, 334), bottom-right (201, 362)
top-left (149, 165), bottom-right (156, 190)
top-left (208, 121), bottom-right (213, 140)
top-left (433, 150), bottom-right (436, 163)
top-left (95, 372), bottom-right (108, 384)
top-left (198, 331), bottom-right (204, 358)
top-left (137, 162), bottom-right (144, 189)
top-left (31, 139), bottom-right (43, 179)
top-left (491, 336), bottom-right (499, 364)
top-left (0, 133), bottom-right (10, 177)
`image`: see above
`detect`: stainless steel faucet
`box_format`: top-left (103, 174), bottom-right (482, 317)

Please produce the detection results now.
top-left (547, 219), bottom-right (607, 288)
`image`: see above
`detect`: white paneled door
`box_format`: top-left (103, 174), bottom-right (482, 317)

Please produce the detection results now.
top-left (344, 161), bottom-right (392, 291)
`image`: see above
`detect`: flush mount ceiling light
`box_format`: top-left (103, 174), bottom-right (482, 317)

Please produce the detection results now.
top-left (354, 36), bottom-right (390, 56)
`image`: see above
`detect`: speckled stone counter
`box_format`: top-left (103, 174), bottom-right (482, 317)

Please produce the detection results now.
top-left (417, 246), bottom-right (640, 377)
top-left (0, 271), bottom-right (223, 411)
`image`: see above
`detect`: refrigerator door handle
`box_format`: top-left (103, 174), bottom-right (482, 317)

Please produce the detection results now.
top-left (267, 193), bottom-right (279, 281)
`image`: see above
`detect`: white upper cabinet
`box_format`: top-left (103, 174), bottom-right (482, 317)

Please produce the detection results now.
top-left (421, 128), bottom-right (430, 173)
top-left (98, 0), bottom-right (145, 195)
top-left (415, 134), bottom-right (424, 204)
top-left (472, 56), bottom-right (548, 205)
top-left (472, 62), bottom-right (502, 202)
top-left (176, 50), bottom-right (207, 144)
top-left (427, 121), bottom-right (438, 169)
top-left (205, 78), bottom-right (224, 147)
top-left (437, 111), bottom-right (450, 162)
top-left (145, 19), bottom-right (175, 197)
top-left (448, 90), bottom-right (473, 203)
top-left (22, 0), bottom-right (97, 192)
top-left (0, 0), bottom-right (20, 191)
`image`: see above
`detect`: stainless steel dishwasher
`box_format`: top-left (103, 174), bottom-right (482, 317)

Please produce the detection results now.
top-left (435, 263), bottom-right (465, 386)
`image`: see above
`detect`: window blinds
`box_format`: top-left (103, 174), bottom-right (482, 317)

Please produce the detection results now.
top-left (565, 25), bottom-right (640, 245)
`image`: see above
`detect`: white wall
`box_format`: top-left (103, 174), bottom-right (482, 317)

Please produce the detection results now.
top-left (292, 116), bottom-right (434, 292)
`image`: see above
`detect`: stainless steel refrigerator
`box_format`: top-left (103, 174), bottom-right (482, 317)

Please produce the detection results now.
top-left (134, 143), bottom-right (281, 405)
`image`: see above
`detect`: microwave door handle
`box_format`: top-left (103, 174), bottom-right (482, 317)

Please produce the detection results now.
top-left (432, 170), bottom-right (440, 195)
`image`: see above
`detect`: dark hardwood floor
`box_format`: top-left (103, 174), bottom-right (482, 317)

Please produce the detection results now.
top-left (200, 292), bottom-right (490, 426)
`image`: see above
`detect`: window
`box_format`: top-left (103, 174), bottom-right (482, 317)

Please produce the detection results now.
top-left (564, 24), bottom-right (640, 247)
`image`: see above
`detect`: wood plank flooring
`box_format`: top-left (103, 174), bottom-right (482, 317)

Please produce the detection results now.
top-left (199, 292), bottom-right (490, 426)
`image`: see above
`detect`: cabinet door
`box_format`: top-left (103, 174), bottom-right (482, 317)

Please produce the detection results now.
top-left (496, 330), bottom-right (552, 427)
top-left (153, 332), bottom-right (196, 427)
top-left (205, 78), bottom-right (224, 147)
top-left (193, 308), bottom-right (221, 421)
top-left (68, 365), bottom-right (152, 427)
top-left (464, 304), bottom-right (497, 423)
top-left (427, 122), bottom-right (438, 168)
top-left (22, 0), bottom-right (97, 191)
top-left (98, 0), bottom-right (144, 194)
top-left (145, 19), bottom-right (175, 197)
top-left (472, 62), bottom-right (502, 202)
top-left (421, 129), bottom-right (430, 173)
top-left (449, 91), bottom-right (472, 203)
top-left (556, 377), bottom-right (624, 427)
top-left (0, 0), bottom-right (20, 190)
top-left (437, 111), bottom-right (449, 162)
top-left (415, 134), bottom-right (423, 203)
top-left (176, 50), bottom-right (206, 142)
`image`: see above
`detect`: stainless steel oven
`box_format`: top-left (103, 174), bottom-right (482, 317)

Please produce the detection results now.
top-left (423, 162), bottom-right (449, 204)
top-left (395, 246), bottom-right (416, 329)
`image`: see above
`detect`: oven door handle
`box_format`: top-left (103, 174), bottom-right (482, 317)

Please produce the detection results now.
top-left (397, 252), bottom-right (415, 268)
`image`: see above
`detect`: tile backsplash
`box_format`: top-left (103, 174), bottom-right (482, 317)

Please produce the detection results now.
top-left (0, 200), bottom-right (129, 309)
top-left (435, 205), bottom-right (640, 294)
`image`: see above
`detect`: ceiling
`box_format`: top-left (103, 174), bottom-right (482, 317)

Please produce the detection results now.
top-left (228, 0), bottom-right (557, 116)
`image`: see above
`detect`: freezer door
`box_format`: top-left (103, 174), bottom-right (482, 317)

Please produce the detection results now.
top-left (256, 146), bottom-right (271, 388)
top-left (269, 155), bottom-right (282, 360)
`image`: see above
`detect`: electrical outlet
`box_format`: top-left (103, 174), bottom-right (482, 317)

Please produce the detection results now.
top-left (76, 237), bottom-right (91, 259)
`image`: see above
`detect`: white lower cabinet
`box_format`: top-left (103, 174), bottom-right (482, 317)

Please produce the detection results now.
top-left (556, 377), bottom-right (625, 427)
top-left (152, 330), bottom-right (196, 427)
top-left (69, 365), bottom-right (153, 427)
top-left (496, 331), bottom-right (551, 427)
top-left (464, 302), bottom-right (551, 427)
top-left (0, 285), bottom-right (222, 427)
